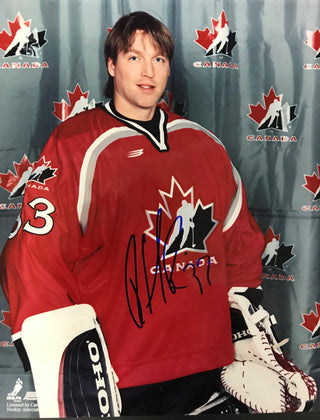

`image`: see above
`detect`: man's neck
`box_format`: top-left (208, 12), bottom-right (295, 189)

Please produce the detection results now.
top-left (112, 99), bottom-right (156, 121)
top-left (111, 101), bottom-right (156, 122)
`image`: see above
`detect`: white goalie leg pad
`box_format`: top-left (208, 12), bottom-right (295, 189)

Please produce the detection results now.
top-left (222, 287), bottom-right (317, 413)
top-left (21, 304), bottom-right (121, 418)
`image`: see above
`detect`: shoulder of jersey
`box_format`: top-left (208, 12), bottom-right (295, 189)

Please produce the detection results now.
top-left (165, 109), bottom-right (186, 123)
top-left (55, 106), bottom-right (122, 138)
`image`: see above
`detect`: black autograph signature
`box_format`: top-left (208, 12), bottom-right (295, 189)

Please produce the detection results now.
top-left (125, 209), bottom-right (213, 328)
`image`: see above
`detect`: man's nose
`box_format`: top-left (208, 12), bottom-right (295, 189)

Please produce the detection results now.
top-left (141, 59), bottom-right (155, 77)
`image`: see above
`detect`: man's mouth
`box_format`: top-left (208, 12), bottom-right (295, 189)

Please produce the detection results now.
top-left (138, 84), bottom-right (155, 89)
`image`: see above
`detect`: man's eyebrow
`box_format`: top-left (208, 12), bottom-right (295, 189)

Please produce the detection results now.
top-left (126, 48), bottom-right (142, 54)
top-left (126, 47), bottom-right (167, 57)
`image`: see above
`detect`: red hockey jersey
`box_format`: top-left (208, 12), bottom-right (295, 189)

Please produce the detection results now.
top-left (0, 104), bottom-right (264, 388)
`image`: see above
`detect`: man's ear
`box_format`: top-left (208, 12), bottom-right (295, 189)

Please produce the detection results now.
top-left (107, 58), bottom-right (115, 77)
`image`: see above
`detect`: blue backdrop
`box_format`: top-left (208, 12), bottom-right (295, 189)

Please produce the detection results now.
top-left (0, 0), bottom-right (319, 416)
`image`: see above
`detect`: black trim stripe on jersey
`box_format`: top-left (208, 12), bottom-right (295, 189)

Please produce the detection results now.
top-left (104, 101), bottom-right (169, 152)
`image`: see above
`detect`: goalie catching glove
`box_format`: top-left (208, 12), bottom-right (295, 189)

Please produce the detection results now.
top-left (221, 287), bottom-right (317, 413)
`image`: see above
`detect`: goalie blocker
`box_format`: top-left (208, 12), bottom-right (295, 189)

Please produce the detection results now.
top-left (19, 304), bottom-right (121, 418)
top-left (221, 287), bottom-right (317, 413)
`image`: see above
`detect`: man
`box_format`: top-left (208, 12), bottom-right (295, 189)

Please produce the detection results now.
top-left (0, 11), bottom-right (296, 417)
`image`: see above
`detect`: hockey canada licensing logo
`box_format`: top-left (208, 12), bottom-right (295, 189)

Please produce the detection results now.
top-left (0, 12), bottom-right (48, 69)
top-left (262, 226), bottom-right (295, 282)
top-left (301, 163), bottom-right (320, 212)
top-left (193, 10), bottom-right (238, 70)
top-left (6, 378), bottom-right (38, 415)
top-left (304, 28), bottom-right (320, 70)
top-left (0, 155), bottom-right (57, 210)
top-left (247, 87), bottom-right (298, 143)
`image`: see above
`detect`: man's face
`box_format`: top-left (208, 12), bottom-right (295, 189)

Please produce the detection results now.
top-left (108, 30), bottom-right (170, 121)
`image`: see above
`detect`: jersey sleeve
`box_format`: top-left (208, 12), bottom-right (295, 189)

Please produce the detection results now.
top-left (222, 162), bottom-right (264, 290)
top-left (0, 123), bottom-right (85, 342)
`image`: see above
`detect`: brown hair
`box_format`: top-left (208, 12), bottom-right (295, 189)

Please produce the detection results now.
top-left (103, 11), bottom-right (174, 98)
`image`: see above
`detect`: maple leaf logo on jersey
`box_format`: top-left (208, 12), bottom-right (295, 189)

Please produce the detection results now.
top-left (303, 164), bottom-right (320, 201)
top-left (0, 310), bottom-right (11, 329)
top-left (248, 87), bottom-right (297, 132)
top-left (305, 28), bottom-right (320, 58)
top-left (145, 177), bottom-right (217, 257)
top-left (301, 303), bottom-right (320, 338)
top-left (195, 10), bottom-right (237, 57)
top-left (0, 155), bottom-right (56, 198)
top-left (53, 83), bottom-right (103, 121)
top-left (262, 226), bottom-right (295, 270)
top-left (0, 12), bottom-right (47, 58)
top-left (158, 91), bottom-right (186, 116)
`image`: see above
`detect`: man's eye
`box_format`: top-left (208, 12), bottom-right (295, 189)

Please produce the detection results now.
top-left (155, 57), bottom-right (165, 63)
top-left (129, 56), bottom-right (138, 61)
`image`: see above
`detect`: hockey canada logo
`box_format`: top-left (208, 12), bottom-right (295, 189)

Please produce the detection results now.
top-left (248, 87), bottom-right (297, 132)
top-left (303, 164), bottom-right (320, 201)
top-left (0, 310), bottom-right (11, 329)
top-left (0, 12), bottom-right (47, 57)
top-left (53, 84), bottom-right (103, 121)
top-left (195, 10), bottom-right (237, 57)
top-left (305, 28), bottom-right (320, 57)
top-left (158, 91), bottom-right (186, 116)
top-left (301, 164), bottom-right (320, 212)
top-left (193, 10), bottom-right (238, 70)
top-left (145, 177), bottom-right (217, 257)
top-left (0, 12), bottom-right (48, 69)
top-left (247, 87), bottom-right (298, 142)
top-left (262, 226), bottom-right (295, 282)
top-left (300, 303), bottom-right (320, 351)
top-left (0, 155), bottom-right (57, 202)
top-left (304, 28), bottom-right (320, 70)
